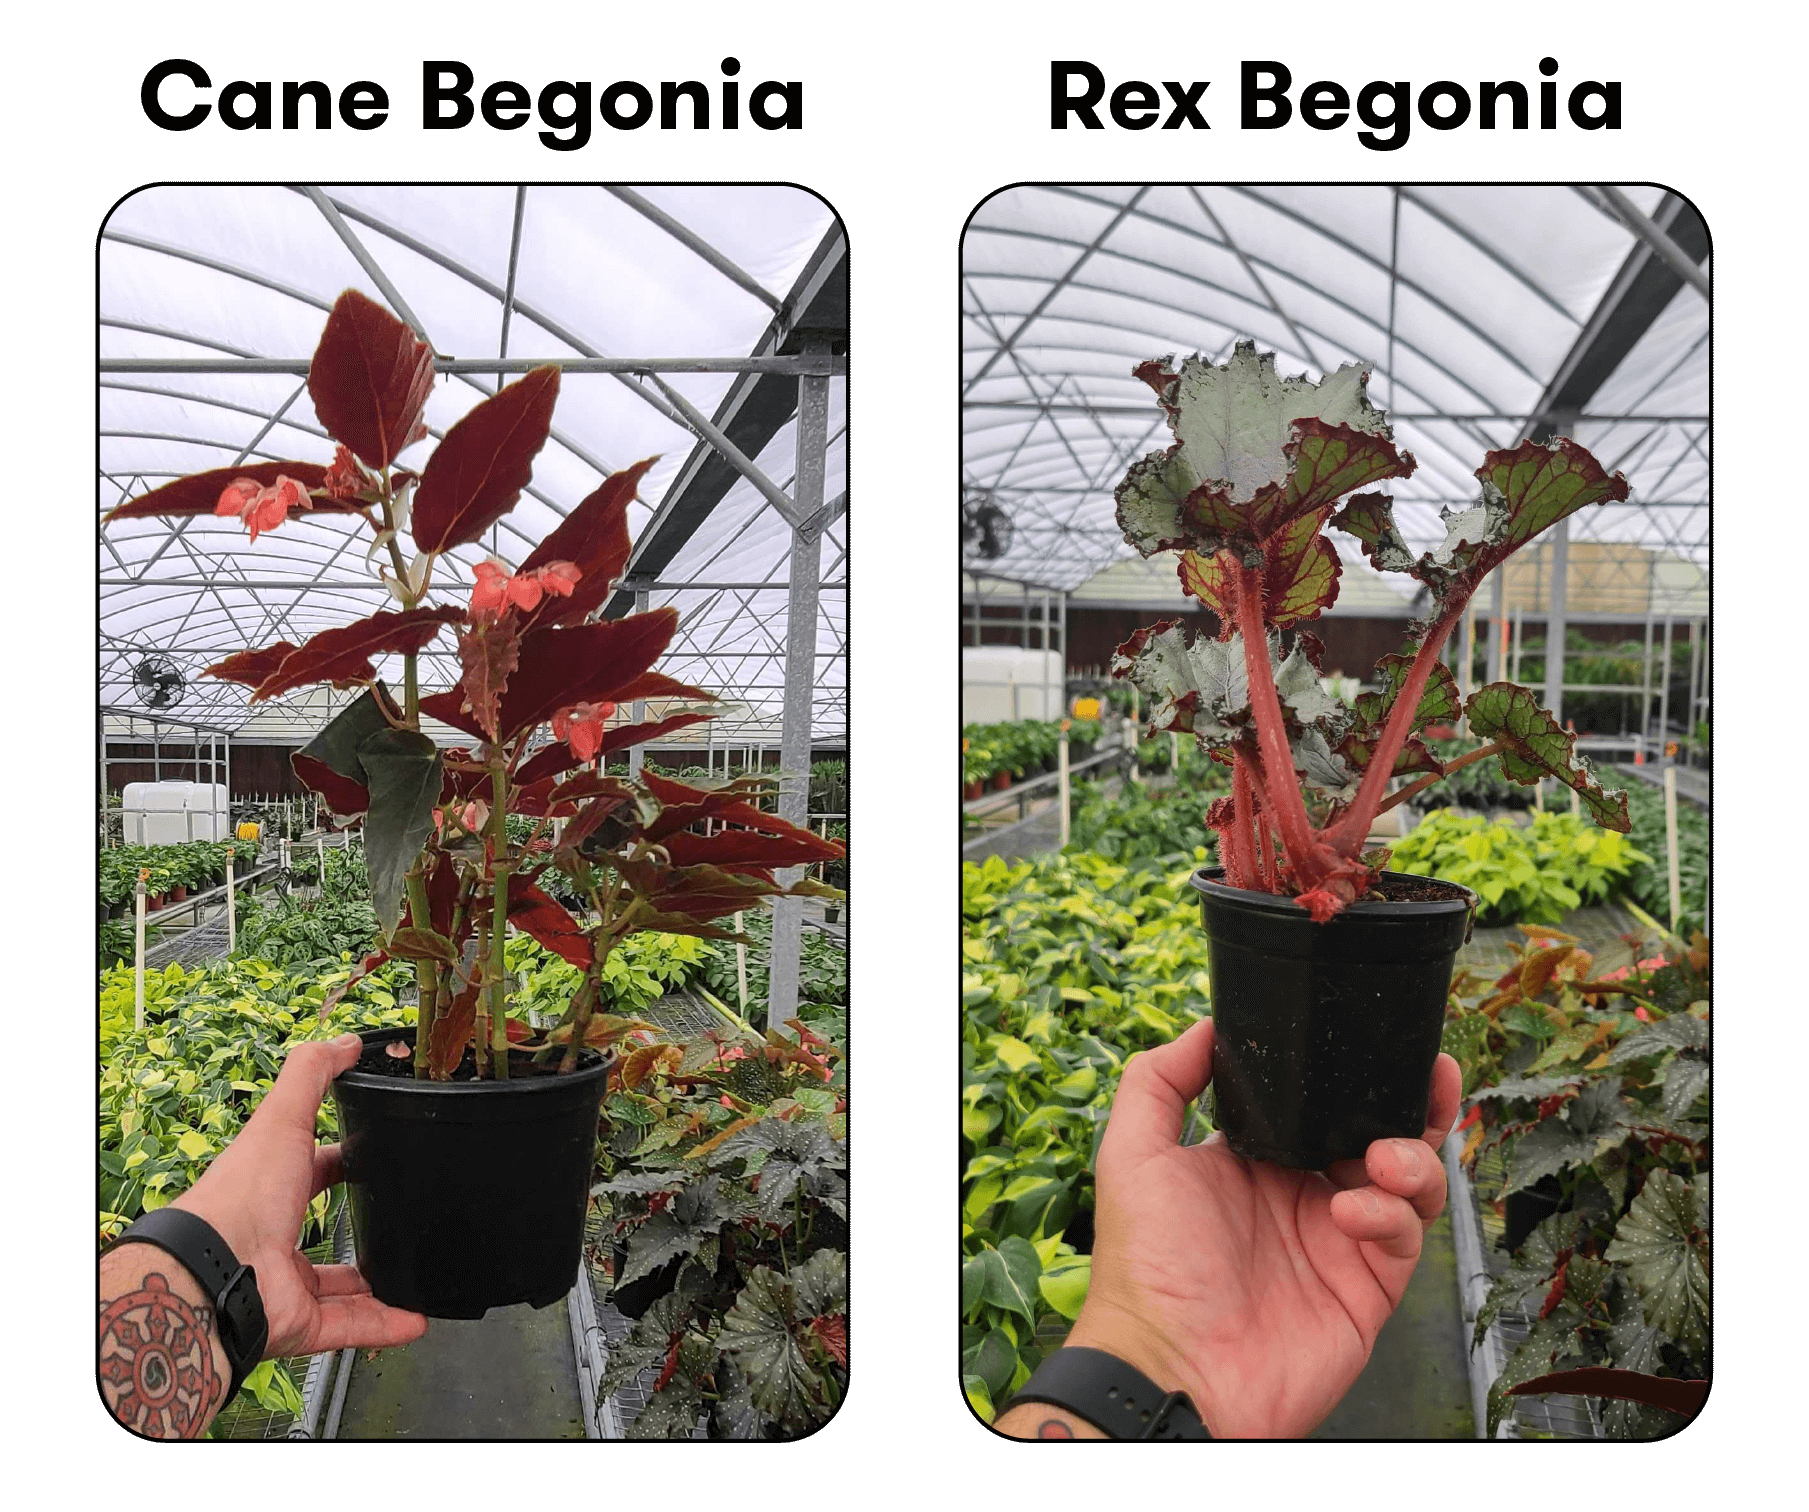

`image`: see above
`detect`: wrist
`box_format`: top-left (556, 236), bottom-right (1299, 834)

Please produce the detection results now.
top-left (99, 1244), bottom-right (234, 1438)
top-left (1065, 1299), bottom-right (1225, 1437)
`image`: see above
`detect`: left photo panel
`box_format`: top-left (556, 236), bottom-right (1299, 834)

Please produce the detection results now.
top-left (96, 184), bottom-right (848, 1441)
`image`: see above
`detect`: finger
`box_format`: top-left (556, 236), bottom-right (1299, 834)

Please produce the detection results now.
top-left (1365, 1137), bottom-right (1447, 1223)
top-left (310, 1263), bottom-right (375, 1300)
top-left (1329, 1185), bottom-right (1425, 1261)
top-left (1422, 1054), bottom-right (1462, 1147)
top-left (251, 1034), bottom-right (364, 1138)
top-left (1326, 1053), bottom-right (1462, 1189)
top-left (308, 1292), bottom-right (430, 1353)
top-left (1100, 1017), bottom-right (1214, 1164)
top-left (311, 1143), bottom-right (345, 1197)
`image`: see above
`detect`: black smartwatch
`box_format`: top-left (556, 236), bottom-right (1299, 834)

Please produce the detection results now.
top-left (108, 1207), bottom-right (269, 1399)
top-left (1004, 1347), bottom-right (1213, 1440)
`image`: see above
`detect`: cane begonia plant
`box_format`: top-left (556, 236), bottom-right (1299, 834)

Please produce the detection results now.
top-left (1110, 342), bottom-right (1633, 921)
top-left (105, 290), bottom-right (844, 1077)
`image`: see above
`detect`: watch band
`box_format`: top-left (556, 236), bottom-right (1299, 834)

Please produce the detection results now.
top-left (108, 1207), bottom-right (269, 1399)
top-left (1005, 1346), bottom-right (1212, 1440)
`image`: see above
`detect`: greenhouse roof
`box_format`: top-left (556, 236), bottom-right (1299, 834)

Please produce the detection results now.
top-left (100, 184), bottom-right (846, 746)
top-left (962, 184), bottom-right (1708, 613)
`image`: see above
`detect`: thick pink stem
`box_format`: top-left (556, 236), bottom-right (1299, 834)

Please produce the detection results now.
top-left (1327, 608), bottom-right (1462, 852)
top-left (1221, 756), bottom-right (1257, 888)
top-left (1233, 561), bottom-right (1325, 874)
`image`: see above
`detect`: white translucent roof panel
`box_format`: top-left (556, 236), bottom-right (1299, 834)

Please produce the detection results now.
top-left (100, 184), bottom-right (844, 745)
top-left (963, 184), bottom-right (1708, 603)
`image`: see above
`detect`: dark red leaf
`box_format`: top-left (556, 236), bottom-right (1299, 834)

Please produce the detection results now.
top-left (251, 607), bottom-right (464, 702)
top-left (516, 457), bottom-right (658, 630)
top-left (425, 853), bottom-right (458, 937)
top-left (1506, 1367), bottom-right (1706, 1419)
top-left (103, 462), bottom-right (339, 522)
top-left (419, 689), bottom-right (484, 739)
top-left (206, 641), bottom-right (300, 688)
top-left (455, 616), bottom-right (523, 741)
top-left (662, 827), bottom-right (843, 869)
top-left (291, 753), bottom-right (370, 819)
top-left (514, 710), bottom-right (717, 788)
top-left (507, 883), bottom-right (591, 967)
top-left (307, 289), bottom-right (436, 472)
top-left (426, 978), bottom-right (479, 1080)
top-left (496, 609), bottom-right (680, 741)
top-left (411, 367), bottom-right (561, 553)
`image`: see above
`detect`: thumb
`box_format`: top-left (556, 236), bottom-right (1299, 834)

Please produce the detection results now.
top-left (251, 1033), bottom-right (364, 1136)
top-left (1100, 1016), bottom-right (1214, 1166)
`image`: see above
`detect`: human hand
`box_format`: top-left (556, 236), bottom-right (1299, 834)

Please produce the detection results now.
top-left (1058, 1016), bottom-right (1460, 1439)
top-left (172, 1032), bottom-right (429, 1360)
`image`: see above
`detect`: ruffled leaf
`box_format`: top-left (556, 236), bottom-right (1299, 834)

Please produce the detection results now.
top-left (1464, 682), bottom-right (1631, 830)
top-left (455, 615), bottom-right (522, 742)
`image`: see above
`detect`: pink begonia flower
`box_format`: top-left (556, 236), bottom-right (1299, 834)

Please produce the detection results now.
top-left (552, 701), bottom-right (617, 763)
top-left (322, 444), bottom-right (369, 501)
top-left (1634, 1006), bottom-right (1652, 1022)
top-left (469, 559), bottom-right (581, 618)
top-left (459, 799), bottom-right (489, 833)
top-left (215, 474), bottom-right (310, 542)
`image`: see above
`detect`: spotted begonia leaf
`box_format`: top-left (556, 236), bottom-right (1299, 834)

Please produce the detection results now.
top-left (1605, 1171), bottom-right (1709, 1358)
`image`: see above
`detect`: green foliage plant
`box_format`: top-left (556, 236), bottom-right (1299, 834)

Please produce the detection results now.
top-left (585, 1012), bottom-right (846, 1439)
top-left (104, 290), bottom-right (843, 1086)
top-left (1443, 923), bottom-right (1708, 1438)
top-left (959, 852), bottom-right (1210, 1416)
top-left (1390, 809), bottom-right (1651, 926)
top-left (1110, 342), bottom-right (1633, 920)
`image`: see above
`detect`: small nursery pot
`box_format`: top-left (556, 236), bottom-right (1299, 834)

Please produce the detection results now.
top-left (332, 1027), bottom-right (610, 1319)
top-left (963, 780), bottom-right (983, 801)
top-left (1189, 868), bottom-right (1474, 1169)
top-left (992, 770), bottom-right (1014, 791)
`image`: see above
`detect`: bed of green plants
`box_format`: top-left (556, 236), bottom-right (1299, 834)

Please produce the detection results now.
top-left (1065, 753), bottom-right (1231, 866)
top-left (697, 907), bottom-right (848, 1023)
top-left (1619, 781), bottom-right (1708, 936)
top-left (587, 997), bottom-right (847, 1439)
top-left (1390, 809), bottom-right (1651, 926)
top-left (960, 852), bottom-right (1210, 1421)
top-left (1444, 919), bottom-right (1709, 1439)
top-left (99, 841), bottom-right (242, 910)
top-left (962, 719), bottom-right (1069, 785)
top-left (98, 954), bottom-right (415, 1433)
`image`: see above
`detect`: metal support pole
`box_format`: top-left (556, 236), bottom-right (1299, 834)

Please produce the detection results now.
top-left (628, 590), bottom-right (651, 779)
top-left (1459, 605), bottom-right (1476, 734)
top-left (767, 343), bottom-right (830, 1030)
top-left (153, 720), bottom-right (162, 782)
top-left (1058, 590), bottom-right (1068, 710)
top-left (1641, 614), bottom-right (1655, 759)
top-left (1041, 591), bottom-right (1053, 718)
top-left (1657, 615), bottom-right (1673, 757)
top-left (1544, 525), bottom-right (1569, 727)
top-left (1486, 569), bottom-right (1505, 682)
top-left (1686, 618), bottom-right (1703, 763)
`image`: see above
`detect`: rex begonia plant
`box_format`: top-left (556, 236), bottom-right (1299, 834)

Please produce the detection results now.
top-left (104, 289), bottom-right (844, 1078)
top-left (1110, 342), bottom-right (1633, 921)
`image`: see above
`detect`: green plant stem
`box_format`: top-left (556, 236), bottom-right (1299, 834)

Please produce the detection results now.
top-left (405, 866), bottom-right (439, 1077)
top-left (487, 754), bottom-right (511, 1079)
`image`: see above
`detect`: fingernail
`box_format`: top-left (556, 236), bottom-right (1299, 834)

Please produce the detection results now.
top-left (337, 1032), bottom-right (362, 1048)
top-left (1358, 1190), bottom-right (1381, 1216)
top-left (1395, 1143), bottom-right (1423, 1178)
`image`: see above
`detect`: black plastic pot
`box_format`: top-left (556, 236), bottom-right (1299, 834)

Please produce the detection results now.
top-left (1190, 868), bottom-right (1474, 1169)
top-left (1501, 1174), bottom-right (1565, 1253)
top-left (332, 1027), bottom-right (610, 1319)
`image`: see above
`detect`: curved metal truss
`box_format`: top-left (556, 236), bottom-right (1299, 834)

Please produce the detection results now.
top-left (961, 184), bottom-right (1708, 622)
top-left (99, 184), bottom-right (847, 751)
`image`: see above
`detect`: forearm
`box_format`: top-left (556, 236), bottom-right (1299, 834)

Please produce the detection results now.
top-left (993, 1400), bottom-right (1107, 1439)
top-left (98, 1244), bottom-right (234, 1440)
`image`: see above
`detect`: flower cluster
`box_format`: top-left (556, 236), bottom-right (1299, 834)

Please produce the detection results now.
top-left (321, 444), bottom-right (372, 502)
top-left (469, 559), bottom-right (581, 618)
top-left (552, 700), bottom-right (616, 762)
top-left (215, 474), bottom-right (311, 542)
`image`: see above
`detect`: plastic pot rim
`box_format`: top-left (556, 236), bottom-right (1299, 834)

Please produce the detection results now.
top-left (334, 1025), bottom-right (609, 1100)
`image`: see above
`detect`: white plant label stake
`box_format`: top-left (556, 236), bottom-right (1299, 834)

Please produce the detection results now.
top-left (1058, 727), bottom-right (1071, 849)
top-left (134, 869), bottom-right (148, 1031)
top-left (225, 847), bottom-right (236, 954)
top-left (735, 909), bottom-right (749, 1010)
top-left (1664, 765), bottom-right (1682, 928)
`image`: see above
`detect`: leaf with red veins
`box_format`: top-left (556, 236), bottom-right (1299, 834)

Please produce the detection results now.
top-left (250, 606), bottom-right (464, 702)
top-left (1335, 438), bottom-right (1628, 617)
top-left (1116, 444), bottom-right (1203, 558)
top-left (809, 1314), bottom-right (848, 1368)
top-left (307, 289), bottom-right (436, 472)
top-left (455, 615), bottom-right (522, 742)
top-left (1340, 652), bottom-right (1461, 777)
top-left (1464, 682), bottom-right (1632, 831)
top-left (103, 462), bottom-right (339, 522)
top-left (515, 456), bottom-right (659, 630)
top-left (1257, 510), bottom-right (1342, 627)
top-left (1110, 620), bottom-right (1249, 744)
top-left (206, 641), bottom-right (300, 688)
top-left (1118, 344), bottom-right (1411, 560)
